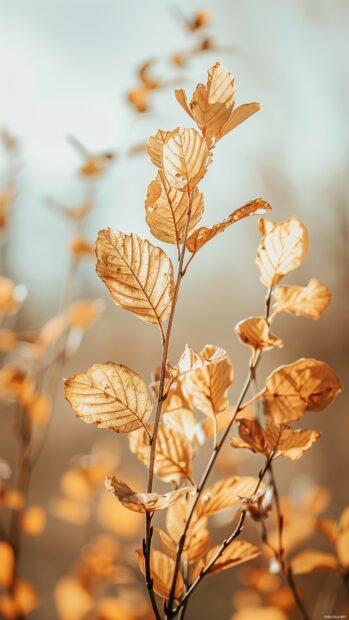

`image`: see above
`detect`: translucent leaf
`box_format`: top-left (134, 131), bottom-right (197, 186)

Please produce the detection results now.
top-left (96, 229), bottom-right (174, 325)
top-left (273, 278), bottom-right (331, 319)
top-left (64, 362), bottom-right (152, 433)
top-left (264, 423), bottom-right (321, 460)
top-left (162, 127), bottom-right (211, 191)
top-left (145, 172), bottom-right (204, 245)
top-left (136, 548), bottom-right (184, 600)
top-left (146, 129), bottom-right (177, 168)
top-left (193, 540), bottom-right (260, 578)
top-left (256, 217), bottom-right (308, 288)
top-left (186, 199), bottom-right (271, 255)
top-left (235, 316), bottom-right (282, 351)
top-left (163, 498), bottom-right (210, 564)
top-left (290, 550), bottom-right (338, 574)
top-left (198, 476), bottom-right (262, 516)
top-left (105, 476), bottom-right (195, 513)
top-left (263, 358), bottom-right (342, 423)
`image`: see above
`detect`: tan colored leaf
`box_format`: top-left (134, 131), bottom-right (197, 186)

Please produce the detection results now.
top-left (162, 127), bottom-right (211, 191)
top-left (146, 129), bottom-right (177, 168)
top-left (290, 550), bottom-right (338, 574)
top-left (337, 530), bottom-right (349, 568)
top-left (264, 422), bottom-right (321, 460)
top-left (186, 199), bottom-right (271, 255)
top-left (105, 476), bottom-right (195, 513)
top-left (169, 343), bottom-right (227, 381)
top-left (263, 358), bottom-right (342, 423)
top-left (231, 418), bottom-right (268, 454)
top-left (256, 216), bottom-right (308, 288)
top-left (64, 362), bottom-right (152, 433)
top-left (273, 278), bottom-right (331, 319)
top-left (235, 316), bottom-right (282, 351)
top-left (136, 548), bottom-right (184, 600)
top-left (145, 172), bottom-right (204, 245)
top-left (316, 519), bottom-right (338, 546)
top-left (96, 229), bottom-right (174, 325)
top-left (231, 608), bottom-right (288, 620)
top-left (194, 540), bottom-right (260, 578)
top-left (198, 476), bottom-right (262, 517)
top-left (0, 542), bottom-right (14, 587)
top-left (129, 423), bottom-right (193, 484)
top-left (158, 527), bottom-right (210, 565)
top-left (98, 490), bottom-right (142, 540)
top-left (164, 498), bottom-right (210, 564)
top-left (182, 345), bottom-right (233, 416)
top-left (175, 63), bottom-right (261, 143)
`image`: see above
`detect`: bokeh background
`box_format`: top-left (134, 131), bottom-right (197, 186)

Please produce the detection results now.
top-left (0, 0), bottom-right (348, 618)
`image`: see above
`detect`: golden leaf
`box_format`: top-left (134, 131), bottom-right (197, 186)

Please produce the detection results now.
top-left (146, 129), bottom-right (177, 168)
top-left (235, 316), bottom-right (282, 351)
top-left (186, 199), bottom-right (271, 255)
top-left (54, 576), bottom-right (93, 620)
top-left (194, 540), bottom-right (260, 578)
top-left (273, 278), bottom-right (331, 319)
top-left (145, 172), bottom-right (204, 245)
top-left (98, 490), bottom-right (142, 540)
top-left (198, 476), bottom-right (262, 516)
top-left (68, 299), bottom-right (104, 330)
top-left (21, 506), bottom-right (46, 536)
top-left (182, 344), bottom-right (233, 416)
top-left (264, 422), bottom-right (321, 460)
top-left (263, 358), bottom-right (342, 423)
top-left (231, 608), bottom-right (288, 620)
top-left (316, 519), bottom-right (338, 546)
top-left (163, 499), bottom-right (210, 564)
top-left (175, 63), bottom-right (261, 142)
top-left (136, 548), bottom-right (184, 600)
top-left (0, 542), bottom-right (14, 587)
top-left (161, 128), bottom-right (211, 191)
top-left (231, 418), bottom-right (268, 455)
top-left (256, 216), bottom-right (308, 288)
top-left (64, 362), bottom-right (152, 433)
top-left (290, 550), bottom-right (338, 574)
top-left (159, 528), bottom-right (210, 565)
top-left (169, 343), bottom-right (227, 381)
top-left (129, 423), bottom-right (193, 484)
top-left (96, 229), bottom-right (174, 325)
top-left (105, 476), bottom-right (195, 513)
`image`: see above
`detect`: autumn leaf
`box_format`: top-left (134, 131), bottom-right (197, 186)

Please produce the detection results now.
top-left (96, 229), bottom-right (174, 326)
top-left (64, 362), bottom-right (152, 433)
top-left (235, 316), bottom-right (282, 351)
top-left (129, 423), bottom-right (193, 484)
top-left (146, 129), bottom-right (177, 168)
top-left (168, 343), bottom-right (227, 381)
top-left (263, 358), bottom-right (342, 423)
top-left (145, 172), bottom-right (204, 245)
top-left (21, 506), bottom-right (46, 536)
top-left (264, 422), bottom-right (321, 461)
top-left (105, 476), bottom-right (195, 513)
top-left (186, 199), bottom-right (271, 255)
top-left (161, 127), bottom-right (211, 191)
top-left (193, 540), bottom-right (260, 578)
top-left (68, 299), bottom-right (104, 330)
top-left (290, 550), bottom-right (338, 574)
top-left (136, 549), bottom-right (184, 600)
top-left (175, 63), bottom-right (261, 143)
top-left (54, 576), bottom-right (93, 620)
top-left (162, 498), bottom-right (210, 564)
top-left (231, 418), bottom-right (268, 455)
top-left (198, 476), bottom-right (262, 516)
top-left (273, 278), bottom-right (331, 319)
top-left (256, 216), bottom-right (308, 288)
top-left (182, 344), bottom-right (233, 416)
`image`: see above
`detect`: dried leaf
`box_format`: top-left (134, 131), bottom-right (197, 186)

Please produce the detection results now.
top-left (186, 199), bottom-right (271, 255)
top-left (231, 418), bottom-right (268, 454)
top-left (198, 476), bottom-right (262, 516)
top-left (176, 63), bottom-right (261, 142)
top-left (145, 172), bottom-right (204, 245)
top-left (194, 540), bottom-right (260, 578)
top-left (182, 344), bottom-right (233, 416)
top-left (146, 130), bottom-right (177, 168)
top-left (169, 343), bottom-right (227, 381)
top-left (136, 548), bottom-right (184, 600)
top-left (129, 423), bottom-right (193, 484)
top-left (235, 316), bottom-right (282, 351)
top-left (161, 128), bottom-right (211, 191)
top-left (105, 476), bottom-right (195, 513)
top-left (273, 278), bottom-right (331, 319)
top-left (0, 542), bottom-right (14, 587)
top-left (290, 550), bottom-right (338, 574)
top-left (263, 358), bottom-right (342, 423)
top-left (163, 498), bottom-right (210, 564)
top-left (64, 362), bottom-right (152, 433)
top-left (264, 423), bottom-right (321, 460)
top-left (96, 229), bottom-right (174, 325)
top-left (256, 217), bottom-right (308, 288)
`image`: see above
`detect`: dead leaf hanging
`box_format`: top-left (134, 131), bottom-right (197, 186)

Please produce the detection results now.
top-left (136, 549), bottom-right (184, 600)
top-left (161, 127), bottom-right (211, 191)
top-left (198, 476), bottom-right (262, 516)
top-left (106, 477), bottom-right (195, 513)
top-left (64, 362), bottom-right (152, 433)
top-left (96, 229), bottom-right (174, 326)
top-left (193, 540), bottom-right (261, 578)
top-left (273, 278), bottom-right (331, 319)
top-left (235, 316), bottom-right (283, 351)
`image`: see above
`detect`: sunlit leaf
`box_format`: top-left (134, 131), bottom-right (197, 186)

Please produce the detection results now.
top-left (0, 542), bottom-right (14, 587)
top-left (193, 540), bottom-right (260, 578)
top-left (68, 299), bottom-right (104, 330)
top-left (161, 128), bottom-right (211, 191)
top-left (96, 229), bottom-right (174, 325)
top-left (256, 217), bottom-right (308, 288)
top-left (235, 316), bottom-right (282, 351)
top-left (163, 498), bottom-right (210, 564)
top-left (136, 548), bottom-right (184, 600)
top-left (105, 476), bottom-right (195, 513)
top-left (290, 550), bottom-right (338, 574)
top-left (21, 506), bottom-right (46, 536)
top-left (64, 362), bottom-right (152, 433)
top-left (198, 476), bottom-right (262, 516)
top-left (54, 576), bottom-right (93, 620)
top-left (263, 358), bottom-right (342, 423)
top-left (98, 490), bottom-right (142, 540)
top-left (186, 199), bottom-right (271, 255)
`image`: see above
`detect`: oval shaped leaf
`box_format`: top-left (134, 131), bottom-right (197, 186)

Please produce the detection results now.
top-left (235, 316), bottom-right (282, 351)
top-left (64, 362), bottom-right (152, 433)
top-left (273, 278), bottom-right (331, 319)
top-left (162, 127), bottom-right (211, 191)
top-left (136, 548), bottom-right (184, 600)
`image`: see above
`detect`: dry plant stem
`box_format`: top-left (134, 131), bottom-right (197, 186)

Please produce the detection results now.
top-left (144, 188), bottom-right (194, 620)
